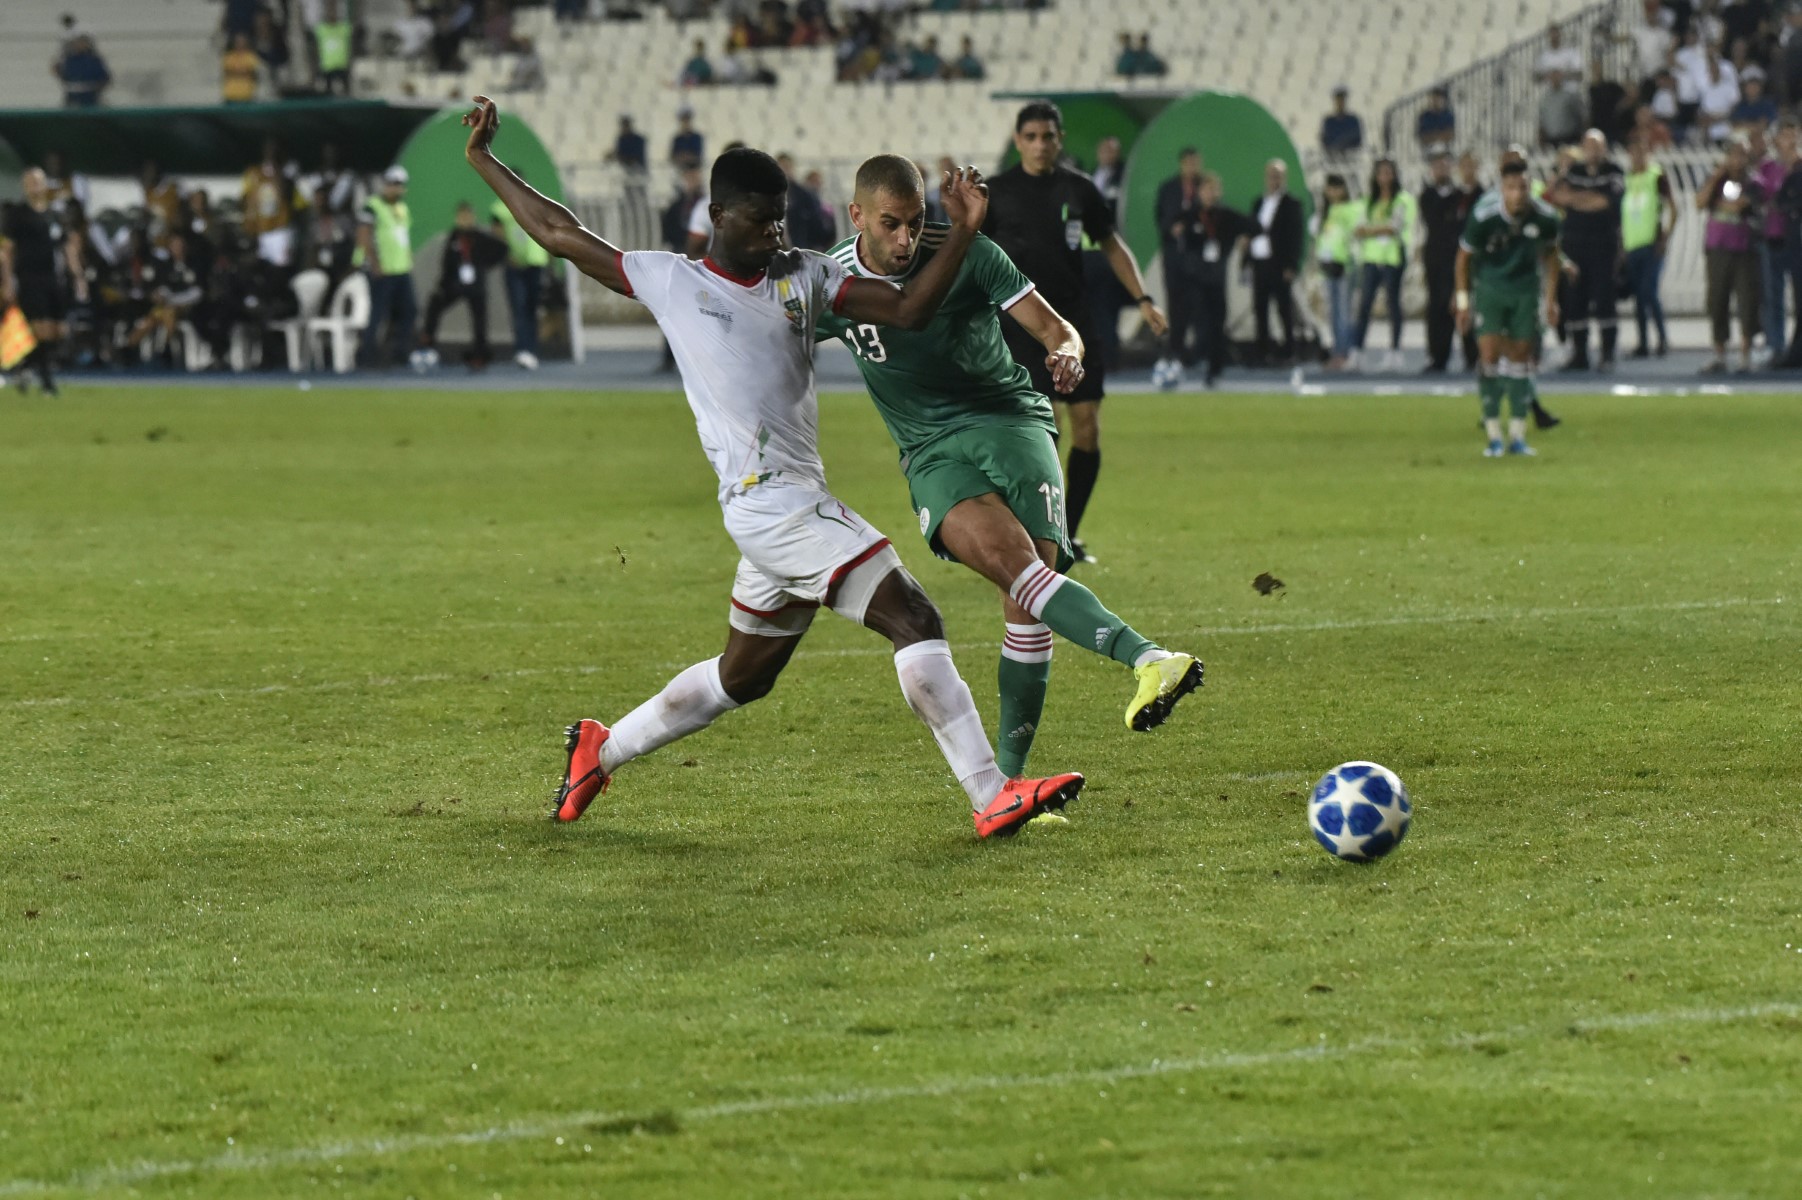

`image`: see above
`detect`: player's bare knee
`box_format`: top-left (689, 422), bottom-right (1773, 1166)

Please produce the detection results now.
top-left (721, 668), bottom-right (778, 705)
top-left (864, 571), bottom-right (944, 647)
top-left (717, 657), bottom-right (779, 705)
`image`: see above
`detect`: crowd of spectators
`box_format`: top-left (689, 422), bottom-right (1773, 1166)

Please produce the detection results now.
top-left (3, 139), bottom-right (558, 379)
top-left (1523, 2), bottom-right (1802, 150)
top-left (382, 0), bottom-right (539, 75)
top-left (667, 2), bottom-right (988, 86)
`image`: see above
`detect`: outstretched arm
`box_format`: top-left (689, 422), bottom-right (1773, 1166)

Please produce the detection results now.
top-left (462, 95), bottom-right (631, 296)
top-left (1102, 232), bottom-right (1167, 336)
top-left (1006, 289), bottom-right (1085, 394)
top-left (838, 165), bottom-right (987, 331)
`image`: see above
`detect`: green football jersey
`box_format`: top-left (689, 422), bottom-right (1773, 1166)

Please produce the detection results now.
top-left (1460, 191), bottom-right (1561, 292)
top-left (817, 223), bottom-right (1055, 460)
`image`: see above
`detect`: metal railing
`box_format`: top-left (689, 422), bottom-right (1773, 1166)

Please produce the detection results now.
top-left (1380, 0), bottom-right (1637, 158)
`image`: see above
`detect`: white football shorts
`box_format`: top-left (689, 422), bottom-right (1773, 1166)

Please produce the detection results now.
top-left (722, 483), bottom-right (901, 636)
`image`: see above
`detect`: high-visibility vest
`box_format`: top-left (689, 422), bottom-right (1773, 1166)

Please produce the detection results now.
top-left (1622, 163), bottom-right (1665, 252)
top-left (314, 21), bottom-right (352, 72)
top-left (357, 196), bottom-right (412, 274)
top-left (1357, 192), bottom-right (1416, 267)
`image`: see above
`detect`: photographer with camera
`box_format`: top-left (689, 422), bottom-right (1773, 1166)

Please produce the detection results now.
top-left (1698, 133), bottom-right (1763, 375)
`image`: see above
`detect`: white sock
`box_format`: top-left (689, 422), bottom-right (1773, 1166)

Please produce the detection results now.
top-left (1484, 417), bottom-right (1504, 442)
top-left (893, 639), bottom-right (1008, 811)
top-left (1002, 622), bottom-right (1053, 664)
top-left (601, 656), bottom-right (740, 773)
top-left (1507, 417), bottom-right (1527, 443)
top-left (1132, 647), bottom-right (1175, 668)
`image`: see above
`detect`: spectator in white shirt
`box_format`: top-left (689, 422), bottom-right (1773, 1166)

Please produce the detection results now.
top-left (1693, 0), bottom-right (1726, 54)
top-left (1537, 24), bottom-right (1584, 84)
top-left (1632, 0), bottom-right (1675, 79)
top-left (1698, 52), bottom-right (1742, 142)
top-left (391, 0), bottom-right (434, 59)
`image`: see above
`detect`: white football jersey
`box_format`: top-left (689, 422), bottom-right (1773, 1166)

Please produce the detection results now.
top-left (620, 248), bottom-right (853, 502)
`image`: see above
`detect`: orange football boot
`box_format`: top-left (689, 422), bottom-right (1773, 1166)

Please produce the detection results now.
top-left (973, 772), bottom-right (1085, 838)
top-left (553, 719), bottom-right (612, 822)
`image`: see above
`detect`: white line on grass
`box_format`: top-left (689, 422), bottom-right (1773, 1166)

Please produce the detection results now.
top-left (0, 1001), bottom-right (1793, 1195)
top-left (2, 596), bottom-right (1784, 711)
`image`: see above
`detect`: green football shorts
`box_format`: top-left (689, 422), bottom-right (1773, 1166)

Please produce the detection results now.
top-left (904, 421), bottom-right (1073, 573)
top-left (1472, 287), bottom-right (1541, 342)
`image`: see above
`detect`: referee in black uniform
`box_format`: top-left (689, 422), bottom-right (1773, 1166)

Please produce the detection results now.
top-left (0, 168), bottom-right (74, 396)
top-left (1556, 129), bottom-right (1625, 372)
top-left (983, 100), bottom-right (1167, 564)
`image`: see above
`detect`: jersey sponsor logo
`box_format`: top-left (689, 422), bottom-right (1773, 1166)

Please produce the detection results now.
top-left (695, 288), bottom-right (733, 327)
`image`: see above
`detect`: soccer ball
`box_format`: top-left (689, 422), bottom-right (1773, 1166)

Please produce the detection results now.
top-left (1308, 761), bottom-right (1411, 861)
top-left (1150, 357), bottom-right (1183, 391)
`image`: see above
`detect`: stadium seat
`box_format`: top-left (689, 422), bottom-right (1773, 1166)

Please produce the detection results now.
top-left (270, 270), bottom-right (331, 373)
top-left (307, 272), bottom-right (373, 375)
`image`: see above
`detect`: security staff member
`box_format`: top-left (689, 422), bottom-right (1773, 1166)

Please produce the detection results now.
top-left (356, 165), bottom-right (416, 368)
top-left (1418, 149), bottom-right (1471, 373)
top-left (1556, 129), bottom-right (1625, 371)
top-left (983, 99), bottom-right (1167, 564)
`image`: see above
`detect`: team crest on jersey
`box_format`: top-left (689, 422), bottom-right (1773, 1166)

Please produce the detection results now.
top-left (919, 506), bottom-right (930, 535)
top-left (775, 277), bottom-right (808, 337)
top-left (695, 289), bottom-right (733, 327)
top-left (1524, 224), bottom-right (1541, 238)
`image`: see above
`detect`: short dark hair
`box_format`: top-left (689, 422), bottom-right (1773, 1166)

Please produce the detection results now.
top-left (1178, 146), bottom-right (1199, 160)
top-left (711, 147), bottom-right (787, 209)
top-left (1500, 160), bottom-right (1528, 178)
top-left (854, 154), bottom-right (924, 201)
top-left (1015, 100), bottom-right (1063, 133)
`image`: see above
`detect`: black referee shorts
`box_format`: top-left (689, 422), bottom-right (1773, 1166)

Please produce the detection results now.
top-left (12, 272), bottom-right (67, 323)
top-left (1002, 310), bottom-right (1105, 403)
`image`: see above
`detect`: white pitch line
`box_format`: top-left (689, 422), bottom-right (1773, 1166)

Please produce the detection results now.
top-left (1, 596), bottom-right (1785, 711)
top-left (0, 1001), bottom-right (1793, 1196)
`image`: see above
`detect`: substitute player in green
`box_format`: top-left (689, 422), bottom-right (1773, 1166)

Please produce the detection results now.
top-left (1456, 159), bottom-right (1562, 458)
top-left (818, 155), bottom-right (1201, 778)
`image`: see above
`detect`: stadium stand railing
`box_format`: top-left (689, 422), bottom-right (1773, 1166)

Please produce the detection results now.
top-left (1380, 0), bottom-right (1636, 162)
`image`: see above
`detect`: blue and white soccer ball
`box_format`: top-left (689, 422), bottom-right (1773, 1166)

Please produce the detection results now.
top-left (1150, 357), bottom-right (1183, 391)
top-left (1308, 761), bottom-right (1411, 861)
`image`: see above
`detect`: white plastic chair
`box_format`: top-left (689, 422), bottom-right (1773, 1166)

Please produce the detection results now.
top-left (307, 272), bottom-right (371, 374)
top-left (270, 269), bottom-right (330, 371)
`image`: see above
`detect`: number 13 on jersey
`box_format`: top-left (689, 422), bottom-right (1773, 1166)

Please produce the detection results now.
top-left (843, 324), bottom-right (888, 363)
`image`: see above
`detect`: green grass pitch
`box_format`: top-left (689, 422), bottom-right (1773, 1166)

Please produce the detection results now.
top-left (3, 383), bottom-right (1799, 1197)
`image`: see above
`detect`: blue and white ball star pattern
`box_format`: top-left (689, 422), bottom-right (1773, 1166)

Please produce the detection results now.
top-left (1308, 761), bottom-right (1411, 861)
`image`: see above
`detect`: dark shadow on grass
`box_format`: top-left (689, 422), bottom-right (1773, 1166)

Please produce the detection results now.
top-left (586, 1111), bottom-right (680, 1137)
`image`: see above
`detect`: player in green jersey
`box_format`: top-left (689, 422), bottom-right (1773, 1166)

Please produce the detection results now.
top-left (818, 155), bottom-right (1202, 778)
top-left (1456, 159), bottom-right (1563, 457)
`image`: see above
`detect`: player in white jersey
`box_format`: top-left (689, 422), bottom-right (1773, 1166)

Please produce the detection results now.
top-left (462, 97), bottom-right (1084, 838)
